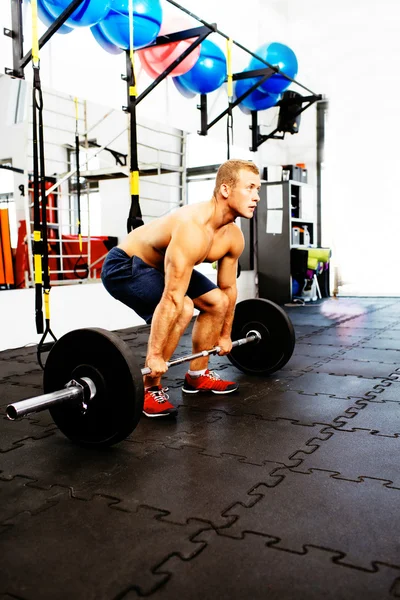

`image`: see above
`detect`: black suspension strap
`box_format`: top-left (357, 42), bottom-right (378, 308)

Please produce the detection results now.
top-left (226, 38), bottom-right (234, 159)
top-left (32, 67), bottom-right (43, 334)
top-left (73, 97), bottom-right (89, 279)
top-left (126, 0), bottom-right (144, 233)
top-left (30, 0), bottom-right (57, 367)
top-left (226, 106), bottom-right (234, 160)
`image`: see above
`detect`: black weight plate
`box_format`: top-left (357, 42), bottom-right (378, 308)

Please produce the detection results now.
top-left (43, 328), bottom-right (143, 447)
top-left (228, 298), bottom-right (295, 375)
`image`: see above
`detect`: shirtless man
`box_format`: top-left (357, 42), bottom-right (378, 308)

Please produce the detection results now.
top-left (101, 159), bottom-right (261, 417)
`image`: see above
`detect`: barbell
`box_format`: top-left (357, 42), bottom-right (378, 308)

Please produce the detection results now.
top-left (6, 298), bottom-right (295, 448)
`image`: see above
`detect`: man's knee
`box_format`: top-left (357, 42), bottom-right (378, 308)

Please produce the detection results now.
top-left (182, 296), bottom-right (195, 322)
top-left (176, 296), bottom-right (194, 330)
top-left (195, 288), bottom-right (229, 317)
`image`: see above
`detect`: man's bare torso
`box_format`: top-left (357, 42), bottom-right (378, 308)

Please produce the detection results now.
top-left (118, 201), bottom-right (241, 270)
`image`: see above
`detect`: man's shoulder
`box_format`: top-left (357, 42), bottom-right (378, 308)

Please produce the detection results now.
top-left (227, 222), bottom-right (245, 241)
top-left (219, 223), bottom-right (244, 258)
top-left (173, 202), bottom-right (206, 223)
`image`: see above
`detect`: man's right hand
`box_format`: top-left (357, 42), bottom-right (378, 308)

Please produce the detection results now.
top-left (145, 355), bottom-right (168, 378)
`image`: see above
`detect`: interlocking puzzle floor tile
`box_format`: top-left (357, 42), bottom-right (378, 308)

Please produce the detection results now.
top-left (220, 470), bottom-right (400, 571)
top-left (0, 415), bottom-right (57, 453)
top-left (0, 362), bottom-right (41, 381)
top-left (360, 339), bottom-right (400, 351)
top-left (277, 371), bottom-right (374, 398)
top-left (72, 446), bottom-right (284, 527)
top-left (0, 433), bottom-right (283, 527)
top-left (0, 476), bottom-right (66, 523)
top-left (0, 346), bottom-right (38, 361)
top-left (280, 354), bottom-right (322, 372)
top-left (0, 384), bottom-right (42, 407)
top-left (21, 410), bottom-right (57, 429)
top-left (293, 343), bottom-right (349, 358)
top-left (311, 359), bottom-right (397, 378)
top-left (291, 428), bottom-right (400, 485)
top-left (365, 382), bottom-right (400, 402)
top-left (387, 323), bottom-right (400, 331)
top-left (375, 330), bottom-right (400, 341)
top-left (284, 316), bottom-right (339, 327)
top-left (337, 318), bottom-right (395, 329)
top-left (145, 529), bottom-right (400, 600)
top-left (3, 372), bottom-right (43, 388)
top-left (220, 389), bottom-right (365, 427)
top-left (0, 434), bottom-right (165, 487)
top-left (341, 347), bottom-right (400, 364)
top-left (308, 334), bottom-right (373, 345)
top-left (162, 413), bottom-right (331, 468)
top-left (337, 399), bottom-right (400, 436)
top-left (0, 493), bottom-right (212, 599)
top-left (131, 405), bottom-right (223, 445)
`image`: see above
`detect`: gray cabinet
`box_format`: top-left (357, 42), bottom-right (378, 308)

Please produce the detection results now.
top-left (254, 180), bottom-right (316, 305)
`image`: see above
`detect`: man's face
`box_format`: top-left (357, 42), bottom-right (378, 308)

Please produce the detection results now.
top-left (224, 169), bottom-right (261, 218)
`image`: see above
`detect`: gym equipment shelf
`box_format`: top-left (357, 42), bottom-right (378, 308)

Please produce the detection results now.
top-left (242, 179), bottom-right (317, 305)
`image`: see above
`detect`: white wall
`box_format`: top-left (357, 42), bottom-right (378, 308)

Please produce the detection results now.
top-left (287, 0), bottom-right (400, 294)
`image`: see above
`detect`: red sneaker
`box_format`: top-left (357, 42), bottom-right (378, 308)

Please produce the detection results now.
top-left (143, 386), bottom-right (177, 418)
top-left (182, 370), bottom-right (239, 394)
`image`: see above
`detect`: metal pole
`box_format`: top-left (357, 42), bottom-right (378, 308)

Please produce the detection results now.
top-left (316, 99), bottom-right (328, 248)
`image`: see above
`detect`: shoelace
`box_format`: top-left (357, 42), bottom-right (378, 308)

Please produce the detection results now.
top-left (205, 371), bottom-right (220, 381)
top-left (149, 387), bottom-right (170, 404)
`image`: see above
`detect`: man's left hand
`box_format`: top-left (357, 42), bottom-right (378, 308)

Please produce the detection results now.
top-left (217, 335), bottom-right (233, 356)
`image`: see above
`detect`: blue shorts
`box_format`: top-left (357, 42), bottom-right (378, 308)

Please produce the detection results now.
top-left (101, 247), bottom-right (217, 324)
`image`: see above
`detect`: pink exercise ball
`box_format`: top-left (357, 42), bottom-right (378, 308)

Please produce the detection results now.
top-left (138, 17), bottom-right (201, 77)
top-left (138, 51), bottom-right (162, 79)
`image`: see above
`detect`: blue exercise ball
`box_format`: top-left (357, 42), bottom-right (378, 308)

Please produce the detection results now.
top-left (173, 39), bottom-right (226, 95)
top-left (292, 278), bottom-right (300, 297)
top-left (96, 0), bottom-right (162, 50)
top-left (249, 42), bottom-right (298, 94)
top-left (41, 0), bottom-right (112, 27)
top-left (235, 76), bottom-right (280, 111)
top-left (90, 23), bottom-right (123, 54)
top-left (33, 0), bottom-right (73, 34)
top-left (172, 76), bottom-right (196, 99)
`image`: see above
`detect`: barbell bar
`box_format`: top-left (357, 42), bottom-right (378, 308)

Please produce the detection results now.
top-left (5, 298), bottom-right (296, 447)
top-left (6, 377), bottom-right (97, 421)
top-left (141, 330), bottom-right (261, 375)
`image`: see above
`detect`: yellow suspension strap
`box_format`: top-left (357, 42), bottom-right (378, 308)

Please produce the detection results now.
top-left (31, 0), bottom-right (57, 367)
top-left (126, 0), bottom-right (144, 232)
top-left (73, 97), bottom-right (89, 279)
top-left (226, 38), bottom-right (234, 159)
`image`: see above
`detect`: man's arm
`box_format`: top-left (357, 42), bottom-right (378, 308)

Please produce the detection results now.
top-left (216, 226), bottom-right (245, 351)
top-left (146, 223), bottom-right (208, 375)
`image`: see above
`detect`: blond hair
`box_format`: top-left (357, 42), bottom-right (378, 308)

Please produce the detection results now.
top-left (213, 159), bottom-right (259, 197)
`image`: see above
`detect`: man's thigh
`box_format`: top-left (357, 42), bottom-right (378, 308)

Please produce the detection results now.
top-left (186, 268), bottom-right (217, 304)
top-left (102, 249), bottom-right (164, 324)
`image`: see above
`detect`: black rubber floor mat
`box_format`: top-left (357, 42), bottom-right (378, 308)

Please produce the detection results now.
top-left (220, 470), bottom-right (400, 571)
top-left (311, 359), bottom-right (398, 379)
top-left (291, 427), bottom-right (400, 485)
top-left (153, 528), bottom-right (400, 600)
top-left (277, 371), bottom-right (375, 398)
top-left (220, 389), bottom-right (365, 427)
top-left (0, 490), bottom-right (213, 599)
